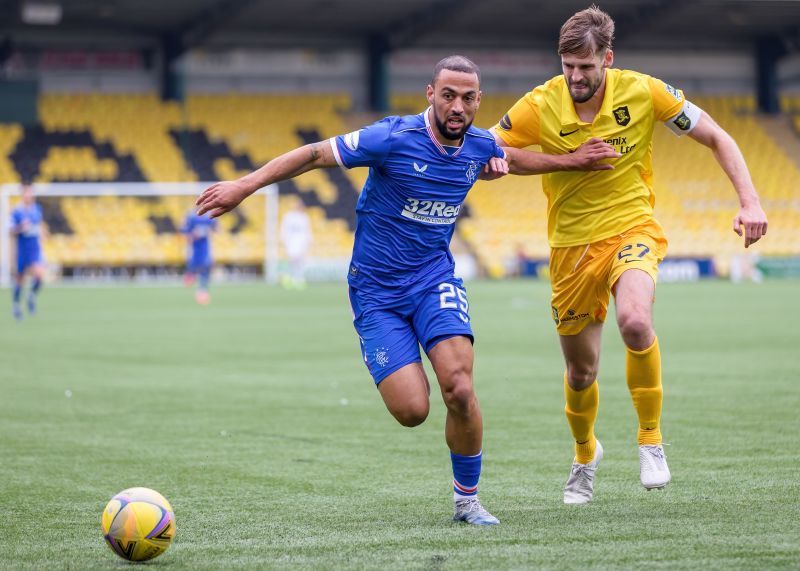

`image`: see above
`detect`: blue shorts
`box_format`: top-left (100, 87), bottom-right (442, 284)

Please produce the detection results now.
top-left (349, 277), bottom-right (474, 384)
top-left (187, 255), bottom-right (212, 273)
top-left (17, 249), bottom-right (42, 274)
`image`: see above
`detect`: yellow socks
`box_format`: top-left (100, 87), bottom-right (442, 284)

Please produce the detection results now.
top-left (564, 374), bottom-right (599, 464)
top-left (626, 337), bottom-right (663, 445)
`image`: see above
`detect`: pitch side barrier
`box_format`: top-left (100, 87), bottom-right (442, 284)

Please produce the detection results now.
top-left (518, 257), bottom-right (717, 282)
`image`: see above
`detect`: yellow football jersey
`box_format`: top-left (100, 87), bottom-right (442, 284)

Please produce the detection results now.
top-left (494, 68), bottom-right (686, 247)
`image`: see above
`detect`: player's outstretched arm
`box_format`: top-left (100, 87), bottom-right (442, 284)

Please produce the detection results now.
top-left (688, 112), bottom-right (768, 248)
top-left (196, 142), bottom-right (337, 218)
top-left (491, 136), bottom-right (620, 176)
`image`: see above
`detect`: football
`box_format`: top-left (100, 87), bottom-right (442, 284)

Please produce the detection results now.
top-left (101, 487), bottom-right (175, 562)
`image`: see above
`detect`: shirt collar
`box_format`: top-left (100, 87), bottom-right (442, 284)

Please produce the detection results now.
top-left (424, 107), bottom-right (464, 157)
top-left (560, 69), bottom-right (617, 127)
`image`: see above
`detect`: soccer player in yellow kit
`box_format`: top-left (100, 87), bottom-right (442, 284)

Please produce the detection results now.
top-left (492, 6), bottom-right (768, 504)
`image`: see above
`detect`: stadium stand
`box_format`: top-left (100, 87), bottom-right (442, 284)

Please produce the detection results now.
top-left (1, 92), bottom-right (798, 276)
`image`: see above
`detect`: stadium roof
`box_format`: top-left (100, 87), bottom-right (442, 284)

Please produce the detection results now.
top-left (2, 0), bottom-right (799, 53)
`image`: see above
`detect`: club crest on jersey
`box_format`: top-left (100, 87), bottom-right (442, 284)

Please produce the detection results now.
top-left (344, 130), bottom-right (361, 151)
top-left (375, 347), bottom-right (389, 367)
top-left (613, 106), bottom-right (631, 126)
top-left (465, 160), bottom-right (479, 183)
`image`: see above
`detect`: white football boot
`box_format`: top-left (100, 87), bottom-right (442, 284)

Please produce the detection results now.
top-left (563, 440), bottom-right (603, 504)
top-left (639, 444), bottom-right (671, 489)
top-left (453, 496), bottom-right (500, 525)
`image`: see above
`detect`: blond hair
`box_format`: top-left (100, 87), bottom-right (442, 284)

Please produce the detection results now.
top-left (558, 5), bottom-right (615, 57)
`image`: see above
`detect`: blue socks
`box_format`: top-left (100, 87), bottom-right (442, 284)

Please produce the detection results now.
top-left (451, 450), bottom-right (482, 499)
top-left (13, 280), bottom-right (42, 318)
top-left (27, 278), bottom-right (41, 313)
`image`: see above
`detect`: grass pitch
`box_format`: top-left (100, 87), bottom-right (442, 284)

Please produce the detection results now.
top-left (1, 279), bottom-right (798, 569)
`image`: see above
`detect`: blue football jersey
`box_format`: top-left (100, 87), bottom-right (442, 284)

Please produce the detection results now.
top-left (330, 108), bottom-right (505, 294)
top-left (183, 212), bottom-right (217, 262)
top-left (11, 203), bottom-right (43, 254)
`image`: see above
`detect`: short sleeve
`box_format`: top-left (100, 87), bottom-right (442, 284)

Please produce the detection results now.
top-left (329, 117), bottom-right (395, 169)
top-left (648, 76), bottom-right (686, 122)
top-left (490, 137), bottom-right (507, 160)
top-left (492, 90), bottom-right (541, 148)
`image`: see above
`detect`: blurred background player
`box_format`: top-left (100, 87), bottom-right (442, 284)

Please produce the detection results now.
top-left (10, 184), bottom-right (47, 321)
top-left (182, 209), bottom-right (217, 305)
top-left (492, 6), bottom-right (768, 505)
top-left (279, 196), bottom-right (313, 289)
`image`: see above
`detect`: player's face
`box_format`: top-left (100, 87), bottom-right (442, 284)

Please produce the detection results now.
top-left (562, 49), bottom-right (613, 103)
top-left (426, 70), bottom-right (481, 142)
top-left (21, 185), bottom-right (34, 205)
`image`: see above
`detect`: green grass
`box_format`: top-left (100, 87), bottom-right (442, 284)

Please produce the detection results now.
top-left (1, 280), bottom-right (798, 569)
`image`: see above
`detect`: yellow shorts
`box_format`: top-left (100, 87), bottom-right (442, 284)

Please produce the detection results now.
top-left (549, 219), bottom-right (668, 335)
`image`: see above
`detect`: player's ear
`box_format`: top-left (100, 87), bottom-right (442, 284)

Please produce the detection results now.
top-left (603, 49), bottom-right (614, 69)
top-left (426, 84), bottom-right (434, 105)
top-left (476, 90), bottom-right (482, 107)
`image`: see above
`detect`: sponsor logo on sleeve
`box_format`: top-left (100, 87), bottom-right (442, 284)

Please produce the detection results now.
top-left (343, 130), bottom-right (361, 151)
top-left (664, 83), bottom-right (682, 101)
top-left (499, 113), bottom-right (512, 130)
top-left (673, 111), bottom-right (692, 131)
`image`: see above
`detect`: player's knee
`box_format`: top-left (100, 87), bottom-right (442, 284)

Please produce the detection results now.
top-left (391, 401), bottom-right (430, 427)
top-left (566, 365), bottom-right (597, 390)
top-left (441, 373), bottom-right (476, 415)
top-left (618, 311), bottom-right (654, 349)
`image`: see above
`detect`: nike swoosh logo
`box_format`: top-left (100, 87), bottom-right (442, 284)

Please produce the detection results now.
top-left (559, 128), bottom-right (579, 137)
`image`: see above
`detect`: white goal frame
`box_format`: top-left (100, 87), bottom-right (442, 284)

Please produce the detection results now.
top-left (0, 182), bottom-right (279, 288)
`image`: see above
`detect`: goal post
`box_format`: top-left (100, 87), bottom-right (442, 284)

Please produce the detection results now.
top-left (0, 182), bottom-right (280, 288)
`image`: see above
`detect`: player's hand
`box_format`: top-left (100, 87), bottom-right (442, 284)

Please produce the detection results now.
top-left (196, 181), bottom-right (249, 218)
top-left (479, 157), bottom-right (509, 181)
top-left (733, 201), bottom-right (768, 248)
top-left (570, 138), bottom-right (621, 171)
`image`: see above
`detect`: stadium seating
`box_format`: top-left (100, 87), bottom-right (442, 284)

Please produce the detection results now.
top-left (1, 92), bottom-right (797, 276)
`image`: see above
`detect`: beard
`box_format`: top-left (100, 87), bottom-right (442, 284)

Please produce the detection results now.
top-left (433, 109), bottom-right (472, 142)
top-left (567, 75), bottom-right (603, 103)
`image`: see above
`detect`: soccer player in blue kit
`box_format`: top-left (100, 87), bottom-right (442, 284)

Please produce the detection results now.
top-left (182, 210), bottom-right (217, 305)
top-left (11, 184), bottom-right (46, 320)
top-left (197, 56), bottom-right (618, 525)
